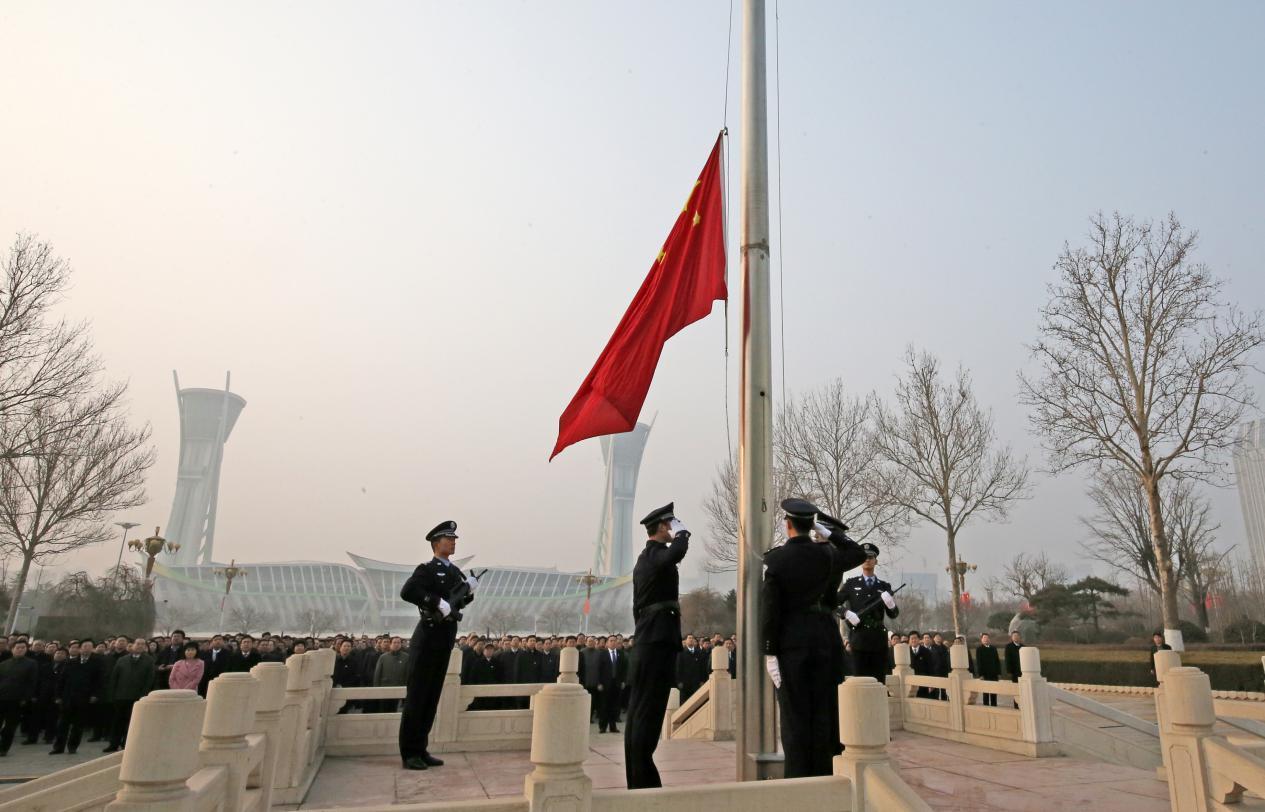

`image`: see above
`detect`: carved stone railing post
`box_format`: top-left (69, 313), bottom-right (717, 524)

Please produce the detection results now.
top-left (248, 662), bottom-right (288, 811)
top-left (308, 648), bottom-right (335, 756)
top-left (1161, 666), bottom-right (1217, 812)
top-left (947, 644), bottom-right (970, 733)
top-left (660, 688), bottom-right (680, 741)
top-left (707, 646), bottom-right (735, 739)
top-left (199, 673), bottom-right (260, 812)
top-left (524, 683), bottom-right (592, 812)
top-left (274, 653), bottom-right (312, 795)
top-left (834, 677), bottom-right (890, 811)
top-left (1017, 647), bottom-right (1053, 746)
top-left (430, 648), bottom-right (465, 748)
top-left (557, 646), bottom-right (579, 684)
top-left (887, 643), bottom-right (912, 730)
top-left (106, 690), bottom-right (206, 811)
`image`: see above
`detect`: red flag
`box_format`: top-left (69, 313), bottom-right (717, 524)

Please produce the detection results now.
top-left (551, 135), bottom-right (726, 459)
top-left (583, 598), bottom-right (591, 616)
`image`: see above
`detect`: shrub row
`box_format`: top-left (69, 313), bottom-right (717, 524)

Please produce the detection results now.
top-left (1041, 659), bottom-right (1265, 692)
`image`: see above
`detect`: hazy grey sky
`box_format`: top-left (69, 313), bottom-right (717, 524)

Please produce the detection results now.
top-left (2, 2), bottom-right (1262, 595)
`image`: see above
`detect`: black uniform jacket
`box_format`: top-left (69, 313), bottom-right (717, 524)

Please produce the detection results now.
top-left (631, 532), bottom-right (689, 646)
top-left (400, 557), bottom-right (469, 650)
top-left (838, 574), bottom-right (900, 652)
top-left (762, 531), bottom-right (867, 657)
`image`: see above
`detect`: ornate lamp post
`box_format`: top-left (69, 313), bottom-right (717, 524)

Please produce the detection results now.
top-left (947, 556), bottom-right (979, 594)
top-left (574, 569), bottom-right (600, 634)
top-left (213, 560), bottom-right (248, 631)
top-left (111, 521), bottom-right (140, 590)
top-left (129, 526), bottom-right (181, 580)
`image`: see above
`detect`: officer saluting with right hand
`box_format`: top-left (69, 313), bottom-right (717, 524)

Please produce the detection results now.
top-left (624, 502), bottom-right (689, 790)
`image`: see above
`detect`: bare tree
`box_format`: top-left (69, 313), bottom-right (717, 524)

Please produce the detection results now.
top-left (1167, 482), bottom-right (1228, 631)
top-left (229, 604), bottom-right (276, 634)
top-left (0, 235), bottom-right (101, 460)
top-left (1002, 552), bottom-right (1068, 603)
top-left (155, 603), bottom-right (202, 636)
top-left (1021, 213), bottom-right (1263, 647)
top-left (536, 602), bottom-right (575, 635)
top-left (872, 349), bottom-right (1031, 637)
top-left (590, 606), bottom-right (628, 636)
top-left (295, 608), bottom-right (339, 638)
top-left (703, 379), bottom-right (907, 573)
top-left (0, 385), bottom-right (154, 632)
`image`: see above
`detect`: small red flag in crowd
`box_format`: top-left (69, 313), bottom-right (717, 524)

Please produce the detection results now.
top-left (550, 135), bottom-right (726, 460)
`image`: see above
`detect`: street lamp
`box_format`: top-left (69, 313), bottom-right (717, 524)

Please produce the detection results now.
top-left (946, 556), bottom-right (979, 594)
top-left (213, 559), bottom-right (248, 632)
top-left (112, 521), bottom-right (140, 590)
top-left (129, 527), bottom-right (181, 580)
top-left (574, 570), bottom-right (600, 634)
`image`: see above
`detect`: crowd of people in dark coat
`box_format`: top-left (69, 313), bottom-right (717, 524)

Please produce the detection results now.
top-left (883, 629), bottom-right (1027, 705)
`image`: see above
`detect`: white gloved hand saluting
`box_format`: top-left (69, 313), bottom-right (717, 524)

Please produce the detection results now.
top-left (438, 598), bottom-right (452, 618)
top-left (844, 610), bottom-right (861, 627)
top-left (813, 522), bottom-right (833, 540)
top-left (466, 574), bottom-right (480, 591)
top-left (669, 518), bottom-right (688, 535)
top-left (765, 655), bottom-right (782, 689)
top-left (880, 591), bottom-right (896, 610)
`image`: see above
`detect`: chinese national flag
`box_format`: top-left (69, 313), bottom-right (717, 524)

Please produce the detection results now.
top-left (551, 135), bottom-right (726, 459)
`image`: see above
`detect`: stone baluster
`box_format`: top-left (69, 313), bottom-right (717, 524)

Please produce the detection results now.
top-left (946, 643), bottom-right (970, 733)
top-left (660, 687), bottom-right (680, 741)
top-left (524, 683), bottom-right (592, 812)
top-left (834, 677), bottom-right (890, 810)
top-left (107, 690), bottom-right (207, 811)
top-left (1162, 666), bottom-right (1218, 811)
top-left (1017, 647), bottom-right (1053, 745)
top-left (308, 648), bottom-right (336, 755)
top-left (274, 653), bottom-right (312, 795)
top-left (557, 645), bottom-right (580, 684)
top-left (888, 643), bottom-right (912, 729)
top-left (248, 662), bottom-right (289, 810)
top-left (708, 646), bottom-right (735, 738)
top-left (199, 673), bottom-right (261, 812)
top-left (430, 648), bottom-right (465, 748)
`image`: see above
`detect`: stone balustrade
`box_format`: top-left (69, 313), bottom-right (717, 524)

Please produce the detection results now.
top-left (887, 643), bottom-right (1057, 757)
top-left (668, 646), bottom-right (736, 740)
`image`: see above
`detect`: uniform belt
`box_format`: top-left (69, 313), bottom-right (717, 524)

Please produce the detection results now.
top-left (640, 600), bottom-right (680, 616)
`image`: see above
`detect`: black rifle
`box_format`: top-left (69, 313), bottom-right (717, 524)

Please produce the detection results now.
top-left (421, 568), bottom-right (489, 624)
top-left (836, 583), bottom-right (907, 623)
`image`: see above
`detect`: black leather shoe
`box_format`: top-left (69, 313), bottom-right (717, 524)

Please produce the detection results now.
top-left (103, 745), bottom-right (119, 753)
top-left (421, 753), bottom-right (443, 766)
top-left (609, 727), bottom-right (619, 733)
top-left (402, 757), bottom-right (429, 770)
top-left (48, 748), bottom-right (64, 755)
top-left (68, 748), bottom-right (77, 754)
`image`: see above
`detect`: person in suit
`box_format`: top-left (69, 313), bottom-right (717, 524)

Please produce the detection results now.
top-left (725, 638), bottom-right (737, 679)
top-left (838, 543), bottom-right (900, 683)
top-left (51, 639), bottom-right (105, 755)
top-left (624, 502), bottom-right (689, 790)
top-left (102, 639), bottom-right (155, 753)
top-left (595, 635), bottom-right (627, 733)
top-left (675, 635), bottom-right (707, 702)
top-left (909, 631), bottom-right (933, 698)
top-left (463, 644), bottom-right (502, 710)
top-left (1005, 630), bottom-right (1023, 708)
top-left (154, 630), bottom-right (187, 690)
top-left (763, 498), bottom-right (867, 779)
top-left (398, 520), bottom-right (478, 771)
top-left (229, 636), bottom-right (262, 673)
top-left (199, 636), bottom-right (231, 697)
top-left (975, 632), bottom-right (1001, 706)
top-left (0, 641), bottom-right (39, 756)
top-left (514, 636), bottom-right (546, 709)
top-left (931, 633), bottom-right (950, 700)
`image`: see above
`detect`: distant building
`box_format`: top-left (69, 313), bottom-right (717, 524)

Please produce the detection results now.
top-left (592, 422), bottom-right (652, 576)
top-left (1234, 420), bottom-right (1265, 582)
top-left (894, 571), bottom-right (941, 607)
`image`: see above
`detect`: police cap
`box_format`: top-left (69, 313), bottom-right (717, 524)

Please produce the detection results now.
top-left (780, 498), bottom-right (818, 520)
top-left (861, 542), bottom-right (880, 559)
top-left (426, 520), bottom-right (458, 543)
top-left (640, 503), bottom-right (675, 528)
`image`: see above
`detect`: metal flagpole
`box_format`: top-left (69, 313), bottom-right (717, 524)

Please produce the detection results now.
top-left (736, 0), bottom-right (777, 782)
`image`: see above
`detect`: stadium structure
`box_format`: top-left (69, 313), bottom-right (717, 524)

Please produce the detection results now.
top-left (151, 381), bottom-right (640, 635)
top-left (1234, 420), bottom-right (1265, 584)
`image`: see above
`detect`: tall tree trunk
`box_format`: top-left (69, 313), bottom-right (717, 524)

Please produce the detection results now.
top-left (946, 528), bottom-right (962, 638)
top-left (1143, 475), bottom-right (1183, 649)
top-left (3, 554), bottom-right (33, 634)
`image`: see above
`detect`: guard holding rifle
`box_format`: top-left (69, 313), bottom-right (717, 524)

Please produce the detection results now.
top-left (763, 498), bottom-right (866, 778)
top-left (624, 502), bottom-right (689, 790)
top-left (838, 543), bottom-right (900, 683)
top-left (398, 520), bottom-right (481, 771)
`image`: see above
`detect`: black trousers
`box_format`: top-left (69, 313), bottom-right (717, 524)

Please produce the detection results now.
top-left (0, 701), bottom-right (23, 753)
top-left (981, 675), bottom-right (998, 706)
top-left (398, 644), bottom-right (451, 761)
top-left (624, 642), bottom-right (676, 789)
top-left (597, 682), bottom-right (621, 731)
top-left (777, 646), bottom-right (836, 779)
top-left (55, 699), bottom-right (92, 751)
top-left (851, 649), bottom-right (888, 684)
top-left (109, 700), bottom-right (137, 748)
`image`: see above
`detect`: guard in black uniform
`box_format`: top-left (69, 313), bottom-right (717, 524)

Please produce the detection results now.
top-left (624, 502), bottom-right (689, 790)
top-left (838, 543), bottom-right (899, 684)
top-left (763, 498), bottom-right (866, 779)
top-left (398, 520), bottom-right (478, 770)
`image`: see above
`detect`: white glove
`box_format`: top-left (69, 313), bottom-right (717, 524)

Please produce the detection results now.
top-left (880, 591), bottom-right (896, 610)
top-left (669, 518), bottom-right (688, 535)
top-left (765, 655), bottom-right (782, 689)
top-left (466, 574), bottom-right (479, 591)
top-left (813, 522), bottom-right (832, 539)
top-left (844, 610), bottom-right (861, 626)
top-left (437, 598), bottom-right (452, 618)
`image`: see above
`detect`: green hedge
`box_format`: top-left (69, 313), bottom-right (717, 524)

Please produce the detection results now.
top-left (1042, 659), bottom-right (1265, 692)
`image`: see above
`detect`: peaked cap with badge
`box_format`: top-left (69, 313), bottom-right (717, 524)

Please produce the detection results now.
top-left (426, 520), bottom-right (458, 543)
top-left (640, 502), bottom-right (675, 528)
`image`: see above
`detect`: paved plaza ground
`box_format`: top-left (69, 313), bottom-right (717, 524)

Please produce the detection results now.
top-left (285, 726), bottom-right (1176, 811)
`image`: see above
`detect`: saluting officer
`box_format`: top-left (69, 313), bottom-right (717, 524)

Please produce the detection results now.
top-left (398, 520), bottom-right (478, 771)
top-left (624, 503), bottom-right (689, 790)
top-left (763, 498), bottom-right (866, 779)
top-left (838, 543), bottom-right (900, 683)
